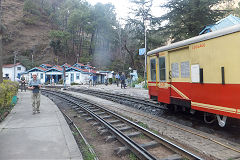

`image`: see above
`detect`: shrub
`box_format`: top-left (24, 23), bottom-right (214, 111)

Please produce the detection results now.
top-left (71, 82), bottom-right (79, 85)
top-left (23, 0), bottom-right (41, 16)
top-left (58, 79), bottom-right (63, 84)
top-left (22, 16), bottom-right (39, 25)
top-left (0, 80), bottom-right (18, 120)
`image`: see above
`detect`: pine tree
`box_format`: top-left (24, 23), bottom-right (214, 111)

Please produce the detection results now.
top-left (161, 0), bottom-right (228, 42)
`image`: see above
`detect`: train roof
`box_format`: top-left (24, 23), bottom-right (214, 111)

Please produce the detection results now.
top-left (147, 24), bottom-right (240, 56)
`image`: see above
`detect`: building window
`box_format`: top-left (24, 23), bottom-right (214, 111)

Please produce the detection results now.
top-left (171, 63), bottom-right (179, 78)
top-left (41, 73), bottom-right (43, 79)
top-left (181, 61), bottom-right (190, 78)
top-left (76, 73), bottom-right (80, 80)
top-left (150, 59), bottom-right (156, 81)
top-left (17, 67), bottom-right (21, 71)
top-left (159, 57), bottom-right (166, 81)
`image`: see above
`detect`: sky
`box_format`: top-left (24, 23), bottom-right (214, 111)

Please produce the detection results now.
top-left (87, 0), bottom-right (167, 20)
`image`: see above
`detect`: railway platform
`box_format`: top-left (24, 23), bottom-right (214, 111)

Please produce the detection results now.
top-left (69, 84), bottom-right (149, 99)
top-left (0, 91), bottom-right (83, 160)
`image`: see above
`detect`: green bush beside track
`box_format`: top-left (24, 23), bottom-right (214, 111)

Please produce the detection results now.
top-left (0, 80), bottom-right (19, 121)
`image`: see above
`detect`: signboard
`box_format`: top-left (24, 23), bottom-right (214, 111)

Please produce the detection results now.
top-left (139, 48), bottom-right (146, 55)
top-left (191, 64), bottom-right (200, 83)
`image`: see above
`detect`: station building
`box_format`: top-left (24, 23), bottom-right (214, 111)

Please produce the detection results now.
top-left (23, 63), bottom-right (109, 85)
top-left (2, 63), bottom-right (26, 81)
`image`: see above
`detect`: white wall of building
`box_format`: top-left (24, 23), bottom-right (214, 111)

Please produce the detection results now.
top-left (3, 64), bottom-right (26, 81)
top-left (27, 72), bottom-right (46, 84)
top-left (66, 71), bottom-right (89, 85)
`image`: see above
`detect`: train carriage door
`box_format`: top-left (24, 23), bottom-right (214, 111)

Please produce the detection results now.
top-left (157, 55), bottom-right (170, 103)
top-left (168, 47), bottom-right (191, 106)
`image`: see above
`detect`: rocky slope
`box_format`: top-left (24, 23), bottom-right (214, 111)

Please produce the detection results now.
top-left (2, 0), bottom-right (55, 66)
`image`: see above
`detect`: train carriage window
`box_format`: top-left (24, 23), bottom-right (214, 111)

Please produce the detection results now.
top-left (181, 61), bottom-right (190, 78)
top-left (150, 59), bottom-right (156, 81)
top-left (159, 57), bottom-right (166, 81)
top-left (171, 63), bottom-right (179, 78)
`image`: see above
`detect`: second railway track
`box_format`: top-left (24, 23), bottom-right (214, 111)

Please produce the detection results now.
top-left (42, 89), bottom-right (202, 160)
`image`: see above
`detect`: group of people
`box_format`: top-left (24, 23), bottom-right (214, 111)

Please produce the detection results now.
top-left (89, 74), bottom-right (97, 86)
top-left (20, 71), bottom-right (128, 115)
top-left (115, 72), bottom-right (126, 89)
top-left (18, 74), bottom-right (41, 115)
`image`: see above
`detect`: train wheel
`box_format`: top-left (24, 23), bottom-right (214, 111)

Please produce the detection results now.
top-left (216, 115), bottom-right (227, 127)
top-left (204, 112), bottom-right (216, 124)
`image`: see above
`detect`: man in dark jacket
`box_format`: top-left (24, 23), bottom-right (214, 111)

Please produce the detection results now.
top-left (120, 72), bottom-right (126, 89)
top-left (20, 75), bottom-right (26, 92)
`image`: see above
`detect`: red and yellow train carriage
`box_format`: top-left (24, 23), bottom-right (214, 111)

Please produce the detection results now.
top-left (147, 24), bottom-right (240, 127)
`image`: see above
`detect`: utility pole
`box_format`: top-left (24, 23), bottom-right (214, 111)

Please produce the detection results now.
top-left (32, 53), bottom-right (33, 66)
top-left (13, 51), bottom-right (18, 81)
top-left (144, 24), bottom-right (147, 87)
top-left (76, 54), bottom-right (79, 63)
top-left (0, 0), bottom-right (3, 83)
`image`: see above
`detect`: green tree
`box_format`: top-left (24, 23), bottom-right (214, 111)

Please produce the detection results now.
top-left (49, 30), bottom-right (70, 60)
top-left (124, 0), bottom-right (157, 75)
top-left (160, 0), bottom-right (228, 42)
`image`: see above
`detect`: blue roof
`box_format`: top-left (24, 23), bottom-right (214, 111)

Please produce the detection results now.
top-left (200, 15), bottom-right (240, 35)
top-left (66, 67), bottom-right (90, 74)
top-left (27, 67), bottom-right (46, 73)
top-left (45, 68), bottom-right (62, 72)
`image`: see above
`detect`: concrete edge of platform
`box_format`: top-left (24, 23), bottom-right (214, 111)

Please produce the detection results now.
top-left (0, 113), bottom-right (14, 132)
top-left (55, 102), bottom-right (83, 159)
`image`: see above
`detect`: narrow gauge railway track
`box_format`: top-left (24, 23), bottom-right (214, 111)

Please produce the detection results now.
top-left (42, 89), bottom-right (202, 160)
top-left (68, 88), bottom-right (240, 133)
top-left (69, 88), bottom-right (166, 115)
top-left (67, 87), bottom-right (240, 156)
top-left (60, 110), bottom-right (98, 160)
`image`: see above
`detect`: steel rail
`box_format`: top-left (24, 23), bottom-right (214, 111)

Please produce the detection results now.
top-left (42, 89), bottom-right (157, 160)
top-left (42, 89), bottom-right (202, 160)
top-left (68, 88), bottom-right (240, 154)
top-left (62, 90), bottom-right (202, 160)
top-left (69, 88), bottom-right (166, 110)
top-left (60, 110), bottom-right (98, 160)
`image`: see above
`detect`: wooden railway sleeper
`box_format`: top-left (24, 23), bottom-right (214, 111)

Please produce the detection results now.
top-left (98, 129), bottom-right (110, 136)
top-left (91, 109), bottom-right (101, 112)
top-left (108, 120), bottom-right (121, 124)
top-left (101, 115), bottom-right (112, 119)
top-left (112, 124), bottom-right (126, 128)
top-left (96, 112), bottom-right (106, 115)
top-left (115, 141), bottom-right (159, 156)
top-left (105, 131), bottom-right (142, 142)
top-left (92, 122), bottom-right (101, 126)
top-left (85, 117), bottom-right (94, 121)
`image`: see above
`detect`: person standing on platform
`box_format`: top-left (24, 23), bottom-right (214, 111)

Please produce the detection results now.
top-left (20, 75), bottom-right (26, 92)
top-left (28, 73), bottom-right (42, 114)
top-left (120, 72), bottom-right (126, 89)
top-left (88, 74), bottom-right (93, 86)
top-left (51, 77), bottom-right (55, 86)
top-left (104, 75), bottom-right (108, 86)
top-left (115, 73), bottom-right (120, 87)
top-left (93, 74), bottom-right (97, 86)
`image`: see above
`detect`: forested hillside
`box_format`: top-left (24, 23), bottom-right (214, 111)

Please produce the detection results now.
top-left (1, 0), bottom-right (239, 76)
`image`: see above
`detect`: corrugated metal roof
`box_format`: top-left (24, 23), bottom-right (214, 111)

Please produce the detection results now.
top-left (199, 15), bottom-right (240, 35)
top-left (3, 63), bottom-right (21, 68)
top-left (147, 24), bottom-right (240, 56)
